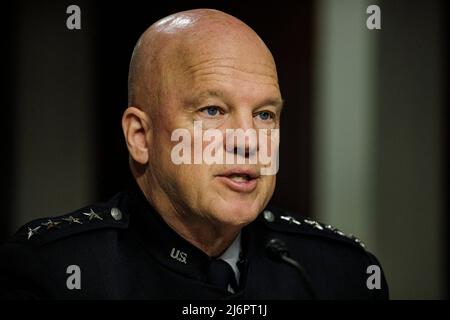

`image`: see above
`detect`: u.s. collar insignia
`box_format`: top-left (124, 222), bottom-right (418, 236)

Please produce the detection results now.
top-left (170, 248), bottom-right (187, 264)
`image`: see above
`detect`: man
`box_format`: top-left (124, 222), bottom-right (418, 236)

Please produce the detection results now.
top-left (0, 9), bottom-right (388, 299)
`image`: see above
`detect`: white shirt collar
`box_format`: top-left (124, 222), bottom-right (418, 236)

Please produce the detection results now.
top-left (218, 232), bottom-right (241, 285)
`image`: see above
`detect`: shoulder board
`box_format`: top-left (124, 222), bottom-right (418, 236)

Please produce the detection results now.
top-left (11, 194), bottom-right (129, 248)
top-left (258, 207), bottom-right (366, 251)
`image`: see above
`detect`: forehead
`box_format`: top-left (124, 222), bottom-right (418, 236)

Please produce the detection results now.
top-left (158, 28), bottom-right (281, 105)
top-left (168, 54), bottom-right (281, 105)
top-left (187, 60), bottom-right (279, 106)
top-left (183, 55), bottom-right (277, 80)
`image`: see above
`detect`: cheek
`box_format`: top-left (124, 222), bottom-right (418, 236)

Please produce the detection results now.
top-left (170, 164), bottom-right (212, 194)
top-left (260, 175), bottom-right (276, 197)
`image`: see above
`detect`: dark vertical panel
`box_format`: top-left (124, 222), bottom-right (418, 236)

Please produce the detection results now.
top-left (375, 0), bottom-right (446, 298)
top-left (442, 0), bottom-right (449, 299)
top-left (1, 2), bottom-right (16, 241)
top-left (8, 0), bottom-right (97, 233)
top-left (261, 2), bottom-right (314, 216)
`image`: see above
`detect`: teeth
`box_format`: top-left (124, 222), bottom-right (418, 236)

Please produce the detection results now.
top-left (229, 174), bottom-right (249, 182)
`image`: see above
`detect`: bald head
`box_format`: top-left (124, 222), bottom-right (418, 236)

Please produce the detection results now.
top-left (127, 9), bottom-right (278, 111)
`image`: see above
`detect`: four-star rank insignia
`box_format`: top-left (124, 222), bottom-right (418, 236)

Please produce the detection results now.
top-left (25, 208), bottom-right (105, 240)
top-left (269, 210), bottom-right (366, 249)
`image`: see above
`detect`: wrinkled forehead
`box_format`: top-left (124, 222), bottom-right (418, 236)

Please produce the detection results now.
top-left (159, 29), bottom-right (279, 89)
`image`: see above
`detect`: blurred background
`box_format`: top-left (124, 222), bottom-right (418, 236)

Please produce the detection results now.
top-left (1, 0), bottom-right (447, 299)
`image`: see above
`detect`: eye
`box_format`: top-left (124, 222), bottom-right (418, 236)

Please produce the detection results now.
top-left (255, 111), bottom-right (274, 121)
top-left (200, 106), bottom-right (222, 117)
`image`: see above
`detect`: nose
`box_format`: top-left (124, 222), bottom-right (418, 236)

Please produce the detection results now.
top-left (223, 111), bottom-right (258, 159)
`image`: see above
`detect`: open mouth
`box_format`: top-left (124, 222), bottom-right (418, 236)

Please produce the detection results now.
top-left (227, 173), bottom-right (253, 182)
top-left (216, 169), bottom-right (259, 193)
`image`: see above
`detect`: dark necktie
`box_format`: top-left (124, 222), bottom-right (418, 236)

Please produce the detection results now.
top-left (206, 259), bottom-right (238, 292)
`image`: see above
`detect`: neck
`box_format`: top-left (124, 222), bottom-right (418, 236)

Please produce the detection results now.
top-left (136, 176), bottom-right (241, 257)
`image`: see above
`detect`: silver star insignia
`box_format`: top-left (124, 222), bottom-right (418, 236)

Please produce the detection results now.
top-left (280, 215), bottom-right (301, 225)
top-left (335, 230), bottom-right (346, 237)
top-left (354, 238), bottom-right (366, 248)
top-left (82, 209), bottom-right (103, 221)
top-left (304, 219), bottom-right (324, 230)
top-left (314, 223), bottom-right (324, 230)
top-left (41, 220), bottom-right (61, 230)
top-left (27, 226), bottom-right (41, 239)
top-left (62, 216), bottom-right (83, 224)
top-left (324, 225), bottom-right (366, 248)
top-left (348, 234), bottom-right (366, 248)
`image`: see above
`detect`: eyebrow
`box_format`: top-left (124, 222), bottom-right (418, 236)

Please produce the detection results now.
top-left (261, 97), bottom-right (285, 110)
top-left (184, 90), bottom-right (222, 108)
top-left (198, 89), bottom-right (224, 100)
top-left (186, 89), bottom-right (284, 110)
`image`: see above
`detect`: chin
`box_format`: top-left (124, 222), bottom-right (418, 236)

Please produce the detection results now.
top-left (212, 199), bottom-right (262, 226)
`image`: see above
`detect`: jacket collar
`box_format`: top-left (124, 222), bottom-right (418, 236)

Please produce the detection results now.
top-left (120, 180), bottom-right (258, 294)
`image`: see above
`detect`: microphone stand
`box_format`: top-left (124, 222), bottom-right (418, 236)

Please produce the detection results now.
top-left (266, 238), bottom-right (317, 300)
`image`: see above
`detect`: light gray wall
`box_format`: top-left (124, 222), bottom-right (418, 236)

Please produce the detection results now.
top-left (313, 0), bottom-right (378, 251)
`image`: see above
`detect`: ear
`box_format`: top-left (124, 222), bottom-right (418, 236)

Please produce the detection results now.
top-left (122, 107), bottom-right (151, 165)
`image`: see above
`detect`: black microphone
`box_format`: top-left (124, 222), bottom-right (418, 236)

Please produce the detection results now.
top-left (266, 238), bottom-right (317, 300)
